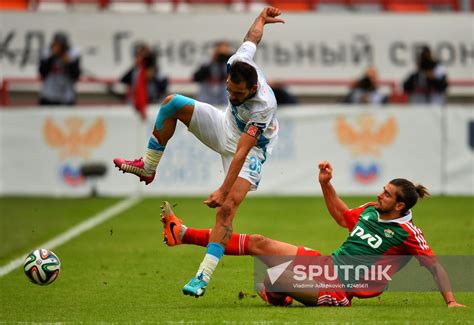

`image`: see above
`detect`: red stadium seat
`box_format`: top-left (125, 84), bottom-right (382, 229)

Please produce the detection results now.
top-left (384, 0), bottom-right (428, 12)
top-left (268, 0), bottom-right (315, 11)
top-left (0, 0), bottom-right (28, 10)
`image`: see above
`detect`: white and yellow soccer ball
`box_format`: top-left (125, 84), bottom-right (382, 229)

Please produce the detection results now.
top-left (23, 249), bottom-right (61, 285)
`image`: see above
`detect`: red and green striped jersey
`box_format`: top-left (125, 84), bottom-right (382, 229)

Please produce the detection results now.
top-left (331, 203), bottom-right (437, 297)
top-left (333, 203), bottom-right (435, 264)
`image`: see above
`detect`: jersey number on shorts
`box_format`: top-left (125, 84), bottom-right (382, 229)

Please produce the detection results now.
top-left (249, 156), bottom-right (262, 174)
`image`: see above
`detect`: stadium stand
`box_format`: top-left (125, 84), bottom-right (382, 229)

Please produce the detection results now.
top-left (0, 0), bottom-right (471, 106)
top-left (9, 0), bottom-right (470, 12)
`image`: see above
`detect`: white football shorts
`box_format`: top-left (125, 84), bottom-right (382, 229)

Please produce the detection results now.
top-left (188, 101), bottom-right (270, 191)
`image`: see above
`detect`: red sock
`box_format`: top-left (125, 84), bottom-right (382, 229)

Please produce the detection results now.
top-left (182, 228), bottom-right (249, 255)
top-left (182, 228), bottom-right (210, 247)
top-left (225, 233), bottom-right (250, 256)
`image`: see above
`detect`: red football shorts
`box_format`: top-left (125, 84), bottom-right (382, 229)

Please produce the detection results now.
top-left (296, 246), bottom-right (351, 307)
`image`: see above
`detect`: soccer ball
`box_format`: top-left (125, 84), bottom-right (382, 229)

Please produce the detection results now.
top-left (23, 249), bottom-right (61, 285)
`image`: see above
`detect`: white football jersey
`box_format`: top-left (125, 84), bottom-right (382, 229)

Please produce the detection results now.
top-left (224, 41), bottom-right (279, 155)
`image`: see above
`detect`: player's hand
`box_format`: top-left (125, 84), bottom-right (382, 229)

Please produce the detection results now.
top-left (259, 7), bottom-right (285, 25)
top-left (204, 188), bottom-right (228, 208)
top-left (447, 301), bottom-right (466, 308)
top-left (318, 160), bottom-right (333, 184)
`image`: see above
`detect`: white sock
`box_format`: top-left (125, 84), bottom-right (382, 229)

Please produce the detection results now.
top-left (179, 225), bottom-right (188, 240)
top-left (197, 254), bottom-right (220, 283)
top-left (144, 148), bottom-right (163, 174)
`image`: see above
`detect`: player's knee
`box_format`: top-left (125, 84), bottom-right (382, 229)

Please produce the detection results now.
top-left (166, 94), bottom-right (194, 109)
top-left (155, 94), bottom-right (195, 130)
top-left (161, 94), bottom-right (175, 105)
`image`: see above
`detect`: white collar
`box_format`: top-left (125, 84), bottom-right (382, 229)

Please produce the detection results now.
top-left (377, 210), bottom-right (413, 224)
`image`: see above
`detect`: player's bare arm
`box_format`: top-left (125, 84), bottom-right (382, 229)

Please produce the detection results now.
top-left (318, 161), bottom-right (349, 227)
top-left (204, 133), bottom-right (257, 208)
top-left (426, 263), bottom-right (466, 307)
top-left (244, 7), bottom-right (285, 46)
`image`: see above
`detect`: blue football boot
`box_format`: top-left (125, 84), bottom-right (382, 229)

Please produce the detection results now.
top-left (183, 272), bottom-right (208, 298)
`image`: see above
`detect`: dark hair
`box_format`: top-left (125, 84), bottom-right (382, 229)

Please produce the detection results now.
top-left (417, 46), bottom-right (436, 71)
top-left (228, 61), bottom-right (257, 89)
top-left (389, 178), bottom-right (430, 215)
top-left (357, 76), bottom-right (376, 91)
top-left (51, 32), bottom-right (70, 53)
top-left (143, 52), bottom-right (157, 68)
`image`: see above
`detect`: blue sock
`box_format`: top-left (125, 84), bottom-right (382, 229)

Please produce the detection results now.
top-left (147, 136), bottom-right (165, 152)
top-left (197, 242), bottom-right (225, 282)
top-left (206, 242), bottom-right (225, 260)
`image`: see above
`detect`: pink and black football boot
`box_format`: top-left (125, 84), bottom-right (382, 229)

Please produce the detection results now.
top-left (113, 157), bottom-right (155, 185)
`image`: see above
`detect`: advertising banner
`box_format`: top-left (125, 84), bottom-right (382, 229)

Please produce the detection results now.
top-left (0, 106), bottom-right (472, 196)
top-left (444, 108), bottom-right (474, 195)
top-left (1, 13), bottom-right (472, 85)
top-left (259, 106), bottom-right (444, 195)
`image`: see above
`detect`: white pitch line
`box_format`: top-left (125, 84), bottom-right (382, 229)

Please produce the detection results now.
top-left (0, 196), bottom-right (142, 278)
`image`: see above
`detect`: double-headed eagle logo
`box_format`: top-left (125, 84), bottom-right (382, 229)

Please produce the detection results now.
top-left (336, 114), bottom-right (398, 156)
top-left (43, 117), bottom-right (106, 158)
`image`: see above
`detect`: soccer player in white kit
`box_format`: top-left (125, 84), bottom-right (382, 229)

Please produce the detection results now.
top-left (114, 7), bottom-right (285, 297)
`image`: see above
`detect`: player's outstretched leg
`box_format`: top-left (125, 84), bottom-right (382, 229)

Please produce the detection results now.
top-left (114, 94), bottom-right (195, 184)
top-left (160, 201), bottom-right (186, 246)
top-left (161, 210), bottom-right (249, 256)
top-left (161, 205), bottom-right (299, 299)
top-left (160, 203), bottom-right (300, 258)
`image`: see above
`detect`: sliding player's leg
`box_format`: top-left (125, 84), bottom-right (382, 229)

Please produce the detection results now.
top-left (160, 200), bottom-right (297, 305)
top-left (160, 202), bottom-right (299, 256)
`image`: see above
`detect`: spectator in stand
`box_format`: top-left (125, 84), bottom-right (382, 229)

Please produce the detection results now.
top-left (344, 67), bottom-right (387, 105)
top-left (403, 46), bottom-right (448, 105)
top-left (120, 42), bottom-right (169, 120)
top-left (269, 82), bottom-right (299, 106)
top-left (39, 32), bottom-right (81, 106)
top-left (192, 40), bottom-right (233, 106)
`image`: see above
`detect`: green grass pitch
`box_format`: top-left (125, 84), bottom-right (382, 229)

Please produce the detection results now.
top-left (0, 196), bottom-right (473, 323)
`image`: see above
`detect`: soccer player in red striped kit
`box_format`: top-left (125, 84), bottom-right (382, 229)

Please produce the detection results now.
top-left (161, 160), bottom-right (465, 307)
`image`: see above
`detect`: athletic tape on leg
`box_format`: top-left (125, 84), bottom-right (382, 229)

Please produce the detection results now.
top-left (155, 94), bottom-right (195, 130)
top-left (147, 136), bottom-right (165, 152)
